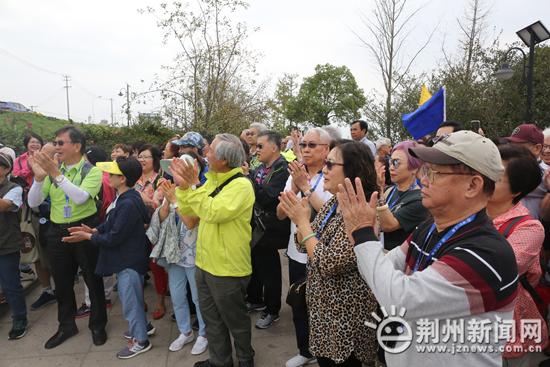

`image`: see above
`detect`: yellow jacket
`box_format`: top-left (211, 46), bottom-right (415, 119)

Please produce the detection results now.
top-left (175, 167), bottom-right (254, 277)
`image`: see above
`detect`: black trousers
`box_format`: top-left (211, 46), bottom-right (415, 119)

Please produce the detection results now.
top-left (317, 353), bottom-right (361, 367)
top-left (288, 257), bottom-right (312, 358)
top-left (46, 215), bottom-right (107, 333)
top-left (246, 243), bottom-right (282, 315)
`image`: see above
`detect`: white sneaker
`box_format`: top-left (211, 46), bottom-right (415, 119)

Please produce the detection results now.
top-left (285, 354), bottom-right (317, 367)
top-left (191, 336), bottom-right (208, 355)
top-left (168, 332), bottom-right (194, 352)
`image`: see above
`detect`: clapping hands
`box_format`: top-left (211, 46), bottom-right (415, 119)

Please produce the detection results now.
top-left (336, 178), bottom-right (378, 244)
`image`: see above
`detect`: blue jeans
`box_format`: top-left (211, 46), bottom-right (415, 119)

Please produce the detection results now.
top-left (0, 251), bottom-right (27, 321)
top-left (167, 264), bottom-right (206, 336)
top-left (117, 268), bottom-right (148, 342)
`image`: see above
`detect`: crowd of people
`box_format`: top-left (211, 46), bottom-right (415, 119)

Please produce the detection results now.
top-left (1, 118), bottom-right (550, 367)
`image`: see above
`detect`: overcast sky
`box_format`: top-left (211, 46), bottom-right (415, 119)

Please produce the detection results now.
top-left (1, 0), bottom-right (549, 127)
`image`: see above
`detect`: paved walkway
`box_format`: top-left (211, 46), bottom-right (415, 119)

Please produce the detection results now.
top-left (0, 256), bottom-right (301, 367)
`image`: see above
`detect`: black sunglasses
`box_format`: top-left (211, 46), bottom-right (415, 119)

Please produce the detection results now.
top-left (324, 159), bottom-right (345, 170)
top-left (299, 142), bottom-right (328, 149)
top-left (52, 140), bottom-right (75, 147)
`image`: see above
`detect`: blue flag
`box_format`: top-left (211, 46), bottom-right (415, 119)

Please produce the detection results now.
top-left (402, 87), bottom-right (446, 139)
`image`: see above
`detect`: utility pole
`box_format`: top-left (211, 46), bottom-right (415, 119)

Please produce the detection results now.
top-left (63, 75), bottom-right (71, 122)
top-left (109, 98), bottom-right (114, 125)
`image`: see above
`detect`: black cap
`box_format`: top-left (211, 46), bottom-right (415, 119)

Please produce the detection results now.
top-left (116, 157), bottom-right (143, 185)
top-left (86, 146), bottom-right (108, 166)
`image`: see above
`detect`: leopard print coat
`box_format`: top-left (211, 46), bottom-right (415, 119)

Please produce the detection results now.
top-left (298, 196), bottom-right (378, 363)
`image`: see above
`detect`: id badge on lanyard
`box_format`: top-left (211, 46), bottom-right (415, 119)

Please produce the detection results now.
top-left (63, 194), bottom-right (72, 218)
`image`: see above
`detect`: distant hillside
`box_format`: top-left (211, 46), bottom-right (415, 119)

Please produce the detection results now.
top-left (0, 111), bottom-right (175, 153)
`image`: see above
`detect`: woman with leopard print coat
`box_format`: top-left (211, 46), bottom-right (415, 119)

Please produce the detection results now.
top-left (280, 141), bottom-right (379, 367)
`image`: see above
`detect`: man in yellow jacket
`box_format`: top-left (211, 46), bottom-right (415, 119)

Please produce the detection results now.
top-left (171, 133), bottom-right (255, 367)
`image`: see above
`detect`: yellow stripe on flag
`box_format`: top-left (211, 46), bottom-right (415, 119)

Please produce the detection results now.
top-left (419, 84), bottom-right (432, 106)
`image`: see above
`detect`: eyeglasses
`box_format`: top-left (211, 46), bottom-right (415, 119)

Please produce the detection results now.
top-left (299, 142), bottom-right (328, 149)
top-left (389, 158), bottom-right (401, 169)
top-left (52, 140), bottom-right (74, 147)
top-left (324, 159), bottom-right (345, 170)
top-left (245, 130), bottom-right (255, 136)
top-left (419, 165), bottom-right (475, 183)
top-left (138, 155), bottom-right (153, 160)
top-left (543, 144), bottom-right (550, 151)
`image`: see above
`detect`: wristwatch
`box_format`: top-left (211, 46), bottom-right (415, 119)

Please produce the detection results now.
top-left (303, 187), bottom-right (313, 197)
top-left (53, 175), bottom-right (64, 185)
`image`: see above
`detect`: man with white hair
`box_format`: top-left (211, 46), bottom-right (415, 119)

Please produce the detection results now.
top-left (375, 137), bottom-right (392, 157)
top-left (171, 133), bottom-right (255, 367)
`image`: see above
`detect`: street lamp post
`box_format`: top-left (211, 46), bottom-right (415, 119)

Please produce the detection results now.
top-left (494, 21), bottom-right (550, 122)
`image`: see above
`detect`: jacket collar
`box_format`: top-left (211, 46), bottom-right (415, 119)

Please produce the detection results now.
top-left (60, 157), bottom-right (85, 172)
top-left (206, 167), bottom-right (243, 184)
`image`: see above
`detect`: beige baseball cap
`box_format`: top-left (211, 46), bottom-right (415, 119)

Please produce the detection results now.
top-left (409, 130), bottom-right (504, 182)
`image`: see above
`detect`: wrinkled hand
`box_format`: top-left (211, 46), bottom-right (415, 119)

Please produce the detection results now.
top-left (62, 230), bottom-right (92, 243)
top-left (27, 151), bottom-right (49, 182)
top-left (170, 158), bottom-right (199, 189)
top-left (291, 129), bottom-right (302, 146)
top-left (33, 151), bottom-right (61, 178)
top-left (337, 178), bottom-right (378, 244)
top-left (67, 224), bottom-right (95, 234)
top-left (242, 161), bottom-right (250, 176)
top-left (375, 159), bottom-right (386, 191)
top-left (288, 161), bottom-right (310, 192)
top-left (159, 180), bottom-right (177, 204)
top-left (279, 191), bottom-right (311, 228)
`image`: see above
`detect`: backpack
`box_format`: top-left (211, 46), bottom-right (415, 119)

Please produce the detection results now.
top-left (498, 215), bottom-right (544, 304)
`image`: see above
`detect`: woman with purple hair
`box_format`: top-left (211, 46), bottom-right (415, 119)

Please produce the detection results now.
top-left (375, 140), bottom-right (429, 250)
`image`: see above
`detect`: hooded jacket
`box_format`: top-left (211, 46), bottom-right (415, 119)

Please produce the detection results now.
top-left (91, 188), bottom-right (151, 275)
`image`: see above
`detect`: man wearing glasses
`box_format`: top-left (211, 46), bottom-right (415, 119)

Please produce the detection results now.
top-left (27, 126), bottom-right (107, 349)
top-left (247, 131), bottom-right (289, 330)
top-left (338, 131), bottom-right (519, 367)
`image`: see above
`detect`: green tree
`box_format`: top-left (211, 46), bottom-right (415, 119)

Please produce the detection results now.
top-left (292, 64), bottom-right (366, 126)
top-left (267, 73), bottom-right (300, 133)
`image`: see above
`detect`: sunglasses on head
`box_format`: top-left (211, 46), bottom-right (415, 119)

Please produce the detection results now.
top-left (299, 142), bottom-right (327, 149)
top-left (324, 159), bottom-right (345, 170)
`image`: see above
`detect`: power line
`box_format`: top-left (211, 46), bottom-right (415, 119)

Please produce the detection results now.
top-left (34, 88), bottom-right (65, 107)
top-left (0, 47), bottom-right (64, 77)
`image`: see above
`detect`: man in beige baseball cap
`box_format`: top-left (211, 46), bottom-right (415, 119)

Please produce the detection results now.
top-left (408, 130), bottom-right (504, 183)
top-left (337, 131), bottom-right (519, 367)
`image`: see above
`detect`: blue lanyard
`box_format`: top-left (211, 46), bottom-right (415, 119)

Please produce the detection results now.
top-left (316, 202), bottom-right (338, 239)
top-left (385, 182), bottom-right (417, 210)
top-left (311, 172), bottom-right (324, 192)
top-left (412, 214), bottom-right (477, 273)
